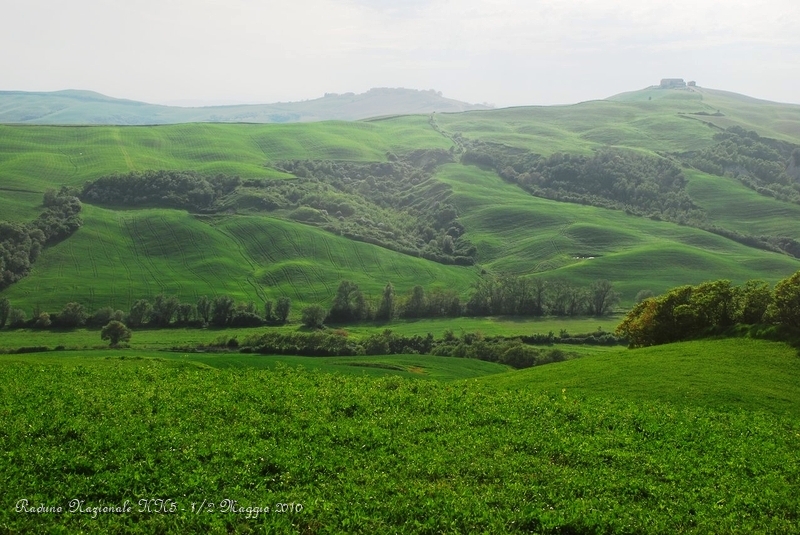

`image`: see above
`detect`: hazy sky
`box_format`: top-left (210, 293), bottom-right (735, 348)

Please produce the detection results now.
top-left (3, 0), bottom-right (799, 107)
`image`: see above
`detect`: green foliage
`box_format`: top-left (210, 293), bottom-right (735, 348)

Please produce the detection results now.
top-left (734, 280), bottom-right (772, 324)
top-left (8, 308), bottom-right (27, 328)
top-left (175, 303), bottom-right (195, 325)
top-left (328, 280), bottom-right (369, 323)
top-left (617, 275), bottom-right (792, 347)
top-left (56, 302), bottom-right (88, 328)
top-left (82, 170), bottom-right (241, 211)
top-left (150, 294), bottom-right (180, 327)
top-left (587, 279), bottom-right (620, 316)
top-left (100, 320), bottom-right (132, 347)
top-left (463, 144), bottom-right (699, 221)
top-left (127, 299), bottom-right (151, 328)
top-left (273, 154), bottom-right (477, 265)
top-left (635, 289), bottom-right (654, 303)
top-left (0, 297), bottom-right (9, 328)
top-left (2, 358), bottom-right (798, 533)
top-left (465, 275), bottom-right (617, 318)
top-left (401, 285), bottom-right (427, 318)
top-left (90, 306), bottom-right (114, 327)
top-left (690, 126), bottom-right (800, 202)
top-left (375, 282), bottom-right (395, 321)
top-left (301, 304), bottom-right (326, 329)
top-left (196, 296), bottom-right (211, 325)
top-left (275, 296), bottom-right (291, 323)
top-left (772, 271), bottom-right (800, 329)
top-left (33, 312), bottom-right (51, 329)
top-left (0, 188), bottom-right (84, 290)
top-left (211, 295), bottom-right (235, 327)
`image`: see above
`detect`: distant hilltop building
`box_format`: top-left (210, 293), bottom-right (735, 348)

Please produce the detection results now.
top-left (660, 78), bottom-right (687, 89)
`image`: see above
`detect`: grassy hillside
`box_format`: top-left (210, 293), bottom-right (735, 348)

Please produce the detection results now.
top-left (0, 88), bottom-right (489, 125)
top-left (483, 338), bottom-right (800, 418)
top-left (685, 169), bottom-right (800, 237)
top-left (1, 205), bottom-right (478, 311)
top-left (438, 86), bottom-right (800, 154)
top-left (0, 350), bottom-right (511, 380)
top-left (435, 164), bottom-right (800, 300)
top-left (3, 87), bottom-right (800, 312)
top-left (1, 337), bottom-right (798, 533)
top-left (0, 120), bottom-right (450, 192)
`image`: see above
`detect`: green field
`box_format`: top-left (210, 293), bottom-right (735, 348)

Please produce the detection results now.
top-left (3, 87), bottom-right (800, 313)
top-left (486, 338), bottom-right (800, 418)
top-left (1, 205), bottom-right (478, 311)
top-left (435, 164), bottom-right (800, 300)
top-left (1, 337), bottom-right (798, 533)
top-left (3, 86), bottom-right (800, 533)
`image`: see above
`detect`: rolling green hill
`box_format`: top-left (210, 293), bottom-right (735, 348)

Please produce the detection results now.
top-left (0, 88), bottom-right (489, 125)
top-left (435, 164), bottom-right (800, 299)
top-left (2, 86), bottom-right (800, 314)
top-left (482, 338), bottom-right (800, 418)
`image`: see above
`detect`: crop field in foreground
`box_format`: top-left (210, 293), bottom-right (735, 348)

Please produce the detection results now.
top-left (0, 337), bottom-right (798, 533)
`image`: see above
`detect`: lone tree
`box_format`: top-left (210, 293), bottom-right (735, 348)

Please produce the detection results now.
top-left (101, 320), bottom-right (132, 347)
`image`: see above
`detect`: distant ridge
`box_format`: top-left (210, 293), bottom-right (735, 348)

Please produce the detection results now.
top-left (0, 88), bottom-right (490, 125)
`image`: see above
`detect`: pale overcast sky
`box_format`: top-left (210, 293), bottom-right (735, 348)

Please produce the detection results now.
top-left (2, 0), bottom-right (798, 107)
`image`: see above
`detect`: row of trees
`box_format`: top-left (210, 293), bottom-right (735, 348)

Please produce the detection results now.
top-left (1, 275), bottom-right (620, 331)
top-left (616, 271), bottom-right (800, 347)
top-left (223, 329), bottom-right (576, 369)
top-left (299, 276), bottom-right (620, 329)
top-left (0, 294), bottom-right (292, 330)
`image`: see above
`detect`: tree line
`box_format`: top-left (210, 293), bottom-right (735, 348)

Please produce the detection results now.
top-left (0, 188), bottom-right (83, 291)
top-left (182, 329), bottom-right (587, 370)
top-left (300, 276), bottom-right (619, 329)
top-left (0, 275), bottom-right (620, 333)
top-left (616, 270), bottom-right (800, 348)
top-left (0, 294), bottom-right (291, 331)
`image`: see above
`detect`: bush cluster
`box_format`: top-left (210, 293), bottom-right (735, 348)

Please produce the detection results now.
top-left (616, 271), bottom-right (800, 347)
top-left (209, 329), bottom-right (582, 369)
